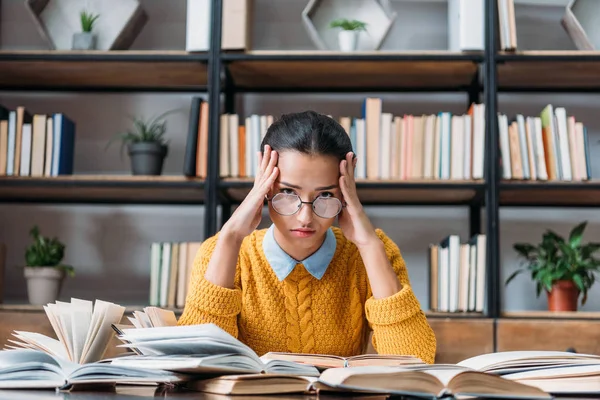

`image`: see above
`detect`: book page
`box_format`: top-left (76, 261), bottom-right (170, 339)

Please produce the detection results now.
top-left (505, 364), bottom-right (600, 380)
top-left (44, 303), bottom-right (72, 362)
top-left (82, 301), bottom-right (125, 363)
top-left (70, 298), bottom-right (93, 364)
top-left (457, 351), bottom-right (600, 372)
top-left (145, 307), bottom-right (178, 327)
top-left (12, 331), bottom-right (69, 361)
top-left (127, 316), bottom-right (143, 329)
top-left (134, 311), bottom-right (152, 328)
top-left (80, 299), bottom-right (109, 362)
top-left (55, 301), bottom-right (75, 362)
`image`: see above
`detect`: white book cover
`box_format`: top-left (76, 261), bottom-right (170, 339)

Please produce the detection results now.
top-left (356, 119), bottom-right (366, 179)
top-left (423, 115), bottom-right (434, 179)
top-left (19, 124), bottom-right (32, 177)
top-left (450, 115), bottom-right (463, 180)
top-left (498, 114), bottom-right (512, 179)
top-left (471, 104), bottom-right (485, 180)
top-left (462, 114), bottom-right (471, 180)
top-left (533, 117), bottom-right (548, 181)
top-left (475, 234), bottom-right (486, 313)
top-left (160, 243), bottom-right (172, 308)
top-left (448, 0), bottom-right (484, 51)
top-left (380, 113), bottom-right (392, 179)
top-left (440, 113), bottom-right (451, 180)
top-left (244, 116), bottom-right (252, 177)
top-left (186, 0), bottom-right (211, 51)
top-left (6, 111), bottom-right (16, 176)
top-left (524, 116), bottom-right (537, 181)
top-left (447, 235), bottom-right (460, 313)
top-left (554, 107), bottom-right (572, 181)
top-left (516, 115), bottom-right (530, 180)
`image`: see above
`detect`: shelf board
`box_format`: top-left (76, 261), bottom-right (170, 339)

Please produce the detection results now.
top-left (222, 50), bottom-right (483, 92)
top-left (425, 311), bottom-right (486, 318)
top-left (497, 51), bottom-right (600, 91)
top-left (501, 311), bottom-right (600, 320)
top-left (0, 50), bottom-right (208, 92)
top-left (500, 180), bottom-right (600, 207)
top-left (220, 178), bottom-right (485, 206)
top-left (0, 175), bottom-right (205, 205)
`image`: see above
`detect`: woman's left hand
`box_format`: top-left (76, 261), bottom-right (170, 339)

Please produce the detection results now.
top-left (338, 152), bottom-right (379, 249)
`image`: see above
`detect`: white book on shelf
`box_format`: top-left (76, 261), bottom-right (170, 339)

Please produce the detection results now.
top-left (423, 115), bottom-right (435, 180)
top-left (380, 113), bottom-right (392, 179)
top-left (186, 0), bottom-right (211, 51)
top-left (450, 115), bottom-right (464, 180)
top-left (462, 114), bottom-right (471, 180)
top-left (6, 111), bottom-right (16, 176)
top-left (475, 234), bottom-right (486, 313)
top-left (244, 116), bottom-right (252, 177)
top-left (448, 0), bottom-right (484, 51)
top-left (498, 114), bottom-right (512, 179)
top-left (524, 116), bottom-right (537, 181)
top-left (516, 115), bottom-right (530, 180)
top-left (159, 242), bottom-right (171, 308)
top-left (471, 104), bottom-right (485, 180)
top-left (554, 107), bottom-right (572, 181)
top-left (19, 123), bottom-right (32, 177)
top-left (532, 117), bottom-right (548, 181)
top-left (355, 118), bottom-right (366, 179)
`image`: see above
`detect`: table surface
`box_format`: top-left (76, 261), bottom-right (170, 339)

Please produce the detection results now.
top-left (0, 385), bottom-right (599, 400)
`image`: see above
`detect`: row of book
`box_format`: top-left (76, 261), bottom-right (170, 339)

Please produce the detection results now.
top-left (149, 241), bottom-right (202, 309)
top-left (0, 105), bottom-right (76, 177)
top-left (194, 99), bottom-right (486, 181)
top-left (499, 105), bottom-right (591, 182)
top-left (428, 233), bottom-right (487, 313)
top-left (3, 298), bottom-right (600, 395)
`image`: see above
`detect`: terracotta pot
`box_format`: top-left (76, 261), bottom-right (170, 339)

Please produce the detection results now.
top-left (547, 280), bottom-right (580, 312)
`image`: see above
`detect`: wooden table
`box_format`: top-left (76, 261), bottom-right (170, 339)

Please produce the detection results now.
top-left (0, 385), bottom-right (391, 399)
top-left (0, 385), bottom-right (598, 400)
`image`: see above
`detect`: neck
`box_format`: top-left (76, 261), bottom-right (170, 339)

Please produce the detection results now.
top-left (273, 227), bottom-right (327, 261)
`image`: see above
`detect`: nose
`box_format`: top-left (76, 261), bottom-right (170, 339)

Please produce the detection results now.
top-left (296, 201), bottom-right (313, 226)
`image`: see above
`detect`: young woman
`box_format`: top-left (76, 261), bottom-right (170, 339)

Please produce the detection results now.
top-left (178, 111), bottom-right (436, 364)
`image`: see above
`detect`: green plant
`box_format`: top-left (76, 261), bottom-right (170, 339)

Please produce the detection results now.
top-left (106, 109), bottom-right (178, 156)
top-left (506, 221), bottom-right (600, 305)
top-left (329, 18), bottom-right (367, 32)
top-left (80, 10), bottom-right (100, 33)
top-left (25, 226), bottom-right (74, 277)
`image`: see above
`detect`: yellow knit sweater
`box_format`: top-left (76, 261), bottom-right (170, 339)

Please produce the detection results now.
top-left (178, 227), bottom-right (437, 364)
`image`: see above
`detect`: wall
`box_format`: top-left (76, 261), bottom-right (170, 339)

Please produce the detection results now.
top-left (0, 0), bottom-right (599, 313)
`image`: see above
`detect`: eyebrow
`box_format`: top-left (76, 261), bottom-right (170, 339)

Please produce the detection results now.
top-left (279, 181), bottom-right (339, 191)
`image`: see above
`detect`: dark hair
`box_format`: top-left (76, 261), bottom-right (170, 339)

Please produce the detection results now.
top-left (261, 110), bottom-right (353, 161)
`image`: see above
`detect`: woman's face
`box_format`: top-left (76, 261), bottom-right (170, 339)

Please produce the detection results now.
top-left (267, 150), bottom-right (342, 256)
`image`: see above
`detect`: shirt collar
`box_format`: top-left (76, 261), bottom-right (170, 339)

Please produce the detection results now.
top-left (262, 224), bottom-right (337, 281)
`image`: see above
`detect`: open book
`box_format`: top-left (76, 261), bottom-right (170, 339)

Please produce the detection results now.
top-left (110, 323), bottom-right (320, 377)
top-left (0, 348), bottom-right (183, 390)
top-left (260, 352), bottom-right (424, 369)
top-left (4, 298), bottom-right (125, 364)
top-left (127, 306), bottom-right (178, 328)
top-left (457, 351), bottom-right (600, 393)
top-left (312, 365), bottom-right (552, 399)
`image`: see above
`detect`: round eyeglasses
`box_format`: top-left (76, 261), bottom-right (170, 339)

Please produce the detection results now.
top-left (266, 193), bottom-right (344, 219)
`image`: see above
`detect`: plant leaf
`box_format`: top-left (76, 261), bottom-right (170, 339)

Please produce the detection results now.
top-left (569, 221), bottom-right (587, 248)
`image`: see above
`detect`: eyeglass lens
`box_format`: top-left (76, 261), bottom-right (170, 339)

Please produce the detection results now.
top-left (271, 193), bottom-right (342, 218)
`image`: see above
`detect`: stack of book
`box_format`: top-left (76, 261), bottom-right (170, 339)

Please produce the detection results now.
top-left (211, 100), bottom-right (485, 182)
top-left (498, 105), bottom-right (591, 182)
top-left (0, 105), bottom-right (76, 177)
top-left (2, 298), bottom-right (600, 397)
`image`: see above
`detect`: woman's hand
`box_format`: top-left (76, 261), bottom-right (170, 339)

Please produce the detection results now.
top-left (222, 145), bottom-right (279, 242)
top-left (338, 152), bottom-right (378, 249)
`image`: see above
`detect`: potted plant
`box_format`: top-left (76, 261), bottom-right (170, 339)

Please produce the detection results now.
top-left (23, 226), bottom-right (74, 305)
top-left (506, 221), bottom-right (600, 311)
top-left (72, 10), bottom-right (100, 50)
top-left (329, 18), bottom-right (367, 52)
top-left (108, 110), bottom-right (175, 175)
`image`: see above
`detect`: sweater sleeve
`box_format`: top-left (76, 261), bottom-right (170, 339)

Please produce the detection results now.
top-left (177, 233), bottom-right (243, 338)
top-left (362, 229), bottom-right (437, 364)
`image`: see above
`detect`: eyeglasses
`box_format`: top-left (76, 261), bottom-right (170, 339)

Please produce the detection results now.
top-left (266, 193), bottom-right (344, 219)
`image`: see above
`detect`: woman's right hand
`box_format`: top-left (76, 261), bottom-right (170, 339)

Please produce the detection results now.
top-left (221, 145), bottom-right (279, 242)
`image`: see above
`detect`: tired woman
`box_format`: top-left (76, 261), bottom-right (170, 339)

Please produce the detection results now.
top-left (178, 110), bottom-right (436, 364)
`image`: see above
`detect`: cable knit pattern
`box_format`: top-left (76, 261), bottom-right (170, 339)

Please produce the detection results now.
top-left (178, 227), bottom-right (437, 364)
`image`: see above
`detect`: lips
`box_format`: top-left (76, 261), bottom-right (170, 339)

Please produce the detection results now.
top-left (291, 228), bottom-right (315, 233)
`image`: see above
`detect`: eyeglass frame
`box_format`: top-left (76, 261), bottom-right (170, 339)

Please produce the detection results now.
top-left (265, 192), bottom-right (346, 219)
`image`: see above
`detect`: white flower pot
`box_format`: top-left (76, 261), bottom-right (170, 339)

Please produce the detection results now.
top-left (338, 30), bottom-right (359, 52)
top-left (24, 266), bottom-right (65, 305)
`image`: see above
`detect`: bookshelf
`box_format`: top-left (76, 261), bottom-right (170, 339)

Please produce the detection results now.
top-left (0, 175), bottom-right (205, 205)
top-left (0, 51), bottom-right (208, 92)
top-left (1, 0), bottom-right (600, 331)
